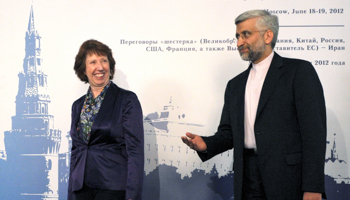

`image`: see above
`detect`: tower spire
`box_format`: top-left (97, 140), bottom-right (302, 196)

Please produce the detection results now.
top-left (3, 5), bottom-right (61, 199)
top-left (27, 5), bottom-right (35, 35)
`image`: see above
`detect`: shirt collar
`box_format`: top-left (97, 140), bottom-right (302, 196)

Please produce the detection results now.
top-left (87, 81), bottom-right (112, 101)
top-left (252, 51), bottom-right (274, 70)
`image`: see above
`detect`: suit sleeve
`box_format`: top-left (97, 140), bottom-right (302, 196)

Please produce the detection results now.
top-left (122, 92), bottom-right (144, 200)
top-left (294, 61), bottom-right (327, 194)
top-left (199, 81), bottom-right (234, 161)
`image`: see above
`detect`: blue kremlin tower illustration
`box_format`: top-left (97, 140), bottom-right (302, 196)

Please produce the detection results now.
top-left (1, 4), bottom-right (350, 200)
top-left (1, 5), bottom-right (62, 200)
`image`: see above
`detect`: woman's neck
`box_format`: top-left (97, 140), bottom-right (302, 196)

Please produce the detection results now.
top-left (90, 86), bottom-right (104, 99)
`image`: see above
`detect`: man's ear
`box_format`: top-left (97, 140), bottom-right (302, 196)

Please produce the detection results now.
top-left (264, 30), bottom-right (274, 45)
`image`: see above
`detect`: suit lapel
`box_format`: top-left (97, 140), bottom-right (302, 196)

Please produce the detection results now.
top-left (91, 82), bottom-right (120, 134)
top-left (71, 96), bottom-right (85, 141)
top-left (256, 53), bottom-right (284, 118)
top-left (238, 66), bottom-right (252, 128)
top-left (73, 99), bottom-right (84, 126)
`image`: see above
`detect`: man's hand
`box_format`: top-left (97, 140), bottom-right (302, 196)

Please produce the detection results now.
top-left (303, 192), bottom-right (322, 200)
top-left (181, 132), bottom-right (207, 152)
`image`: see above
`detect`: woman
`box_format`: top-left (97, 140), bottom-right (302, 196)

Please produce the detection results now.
top-left (68, 39), bottom-right (144, 200)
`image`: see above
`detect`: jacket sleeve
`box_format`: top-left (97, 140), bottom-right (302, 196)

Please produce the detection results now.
top-left (122, 92), bottom-right (144, 200)
top-left (294, 61), bottom-right (327, 195)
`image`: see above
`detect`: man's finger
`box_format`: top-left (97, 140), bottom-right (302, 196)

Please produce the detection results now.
top-left (185, 132), bottom-right (195, 139)
top-left (181, 137), bottom-right (192, 146)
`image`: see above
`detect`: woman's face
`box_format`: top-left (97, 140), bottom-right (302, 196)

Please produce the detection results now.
top-left (85, 53), bottom-right (110, 89)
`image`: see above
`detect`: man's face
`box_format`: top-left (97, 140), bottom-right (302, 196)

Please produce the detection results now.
top-left (236, 17), bottom-right (267, 64)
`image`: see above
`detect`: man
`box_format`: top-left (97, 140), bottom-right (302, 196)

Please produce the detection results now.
top-left (181, 10), bottom-right (326, 200)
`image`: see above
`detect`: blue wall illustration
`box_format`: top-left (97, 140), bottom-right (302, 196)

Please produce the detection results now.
top-left (0, 5), bottom-right (349, 200)
top-left (0, 5), bottom-right (63, 200)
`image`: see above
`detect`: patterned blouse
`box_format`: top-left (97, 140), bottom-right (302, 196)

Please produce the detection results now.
top-left (79, 81), bottom-right (111, 143)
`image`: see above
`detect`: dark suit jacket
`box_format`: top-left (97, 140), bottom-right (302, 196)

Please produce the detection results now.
top-left (199, 53), bottom-right (326, 200)
top-left (68, 82), bottom-right (144, 200)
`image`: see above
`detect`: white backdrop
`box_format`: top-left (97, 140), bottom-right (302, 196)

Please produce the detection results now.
top-left (0, 0), bottom-right (349, 199)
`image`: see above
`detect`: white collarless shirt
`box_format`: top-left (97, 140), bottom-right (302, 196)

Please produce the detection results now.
top-left (244, 52), bottom-right (274, 149)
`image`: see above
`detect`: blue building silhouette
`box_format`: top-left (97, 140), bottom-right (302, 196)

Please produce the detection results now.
top-left (1, 5), bottom-right (62, 200)
top-left (0, 4), bottom-right (349, 200)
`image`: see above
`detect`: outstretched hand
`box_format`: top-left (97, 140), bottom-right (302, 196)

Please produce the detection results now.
top-left (181, 132), bottom-right (207, 152)
top-left (303, 192), bottom-right (322, 200)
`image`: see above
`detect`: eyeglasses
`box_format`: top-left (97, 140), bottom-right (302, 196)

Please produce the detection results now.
top-left (235, 30), bottom-right (267, 40)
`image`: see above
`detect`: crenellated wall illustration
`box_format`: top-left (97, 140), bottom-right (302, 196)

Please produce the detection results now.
top-left (1, 5), bottom-right (62, 200)
top-left (0, 2), bottom-right (349, 200)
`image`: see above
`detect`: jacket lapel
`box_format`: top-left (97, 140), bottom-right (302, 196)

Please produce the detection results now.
top-left (71, 96), bottom-right (85, 141)
top-left (90, 82), bottom-right (120, 134)
top-left (238, 66), bottom-right (252, 129)
top-left (256, 53), bottom-right (284, 119)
